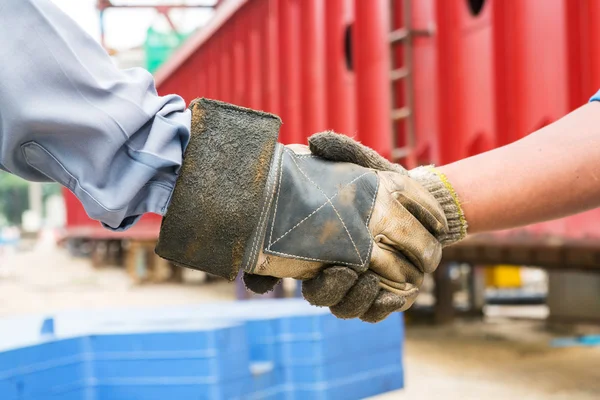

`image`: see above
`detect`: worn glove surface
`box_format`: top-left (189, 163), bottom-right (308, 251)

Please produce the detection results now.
top-left (243, 141), bottom-right (452, 322)
top-left (156, 99), bottom-right (466, 323)
top-left (288, 132), bottom-right (468, 322)
top-left (308, 132), bottom-right (467, 246)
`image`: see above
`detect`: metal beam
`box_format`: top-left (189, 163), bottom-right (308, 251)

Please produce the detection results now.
top-left (97, 0), bottom-right (215, 10)
top-left (443, 234), bottom-right (600, 271)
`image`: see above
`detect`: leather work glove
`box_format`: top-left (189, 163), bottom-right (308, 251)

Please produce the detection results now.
top-left (244, 134), bottom-right (468, 322)
top-left (303, 132), bottom-right (467, 321)
top-left (241, 142), bottom-right (447, 320)
top-left (156, 99), bottom-right (467, 323)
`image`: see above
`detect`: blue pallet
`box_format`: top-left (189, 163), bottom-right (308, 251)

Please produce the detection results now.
top-left (288, 365), bottom-right (404, 400)
top-left (0, 338), bottom-right (88, 400)
top-left (251, 311), bottom-right (403, 367)
top-left (248, 364), bottom-right (287, 400)
top-left (0, 299), bottom-right (404, 400)
top-left (89, 328), bottom-right (250, 382)
top-left (282, 349), bottom-right (401, 383)
top-left (22, 386), bottom-right (93, 400)
top-left (93, 377), bottom-right (248, 400)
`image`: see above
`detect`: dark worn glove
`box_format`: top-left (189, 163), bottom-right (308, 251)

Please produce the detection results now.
top-left (241, 139), bottom-right (450, 320)
top-left (156, 99), bottom-right (465, 323)
top-left (295, 132), bottom-right (467, 322)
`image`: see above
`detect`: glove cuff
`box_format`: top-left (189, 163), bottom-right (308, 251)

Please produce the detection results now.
top-left (155, 98), bottom-right (282, 280)
top-left (408, 166), bottom-right (467, 246)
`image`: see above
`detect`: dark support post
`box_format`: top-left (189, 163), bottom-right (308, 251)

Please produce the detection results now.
top-left (434, 263), bottom-right (455, 324)
top-left (468, 265), bottom-right (486, 316)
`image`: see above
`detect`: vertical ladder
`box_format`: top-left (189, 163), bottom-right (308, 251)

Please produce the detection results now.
top-left (389, 0), bottom-right (432, 164)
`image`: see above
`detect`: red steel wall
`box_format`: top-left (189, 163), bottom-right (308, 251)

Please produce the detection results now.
top-left (64, 0), bottom-right (600, 242)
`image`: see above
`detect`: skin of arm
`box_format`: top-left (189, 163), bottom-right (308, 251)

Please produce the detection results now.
top-left (438, 101), bottom-right (600, 234)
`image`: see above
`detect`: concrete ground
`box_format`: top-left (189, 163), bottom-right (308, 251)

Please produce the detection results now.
top-left (1, 238), bottom-right (599, 399)
top-left (373, 321), bottom-right (600, 400)
top-left (0, 237), bottom-right (236, 316)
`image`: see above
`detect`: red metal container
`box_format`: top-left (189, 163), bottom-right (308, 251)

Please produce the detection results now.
top-left (493, 0), bottom-right (570, 146)
top-left (564, 0), bottom-right (600, 110)
top-left (435, 0), bottom-right (496, 164)
top-left (407, 0), bottom-right (440, 166)
top-left (63, 0), bottom-right (600, 250)
top-left (325, 0), bottom-right (356, 137)
top-left (353, 0), bottom-right (393, 158)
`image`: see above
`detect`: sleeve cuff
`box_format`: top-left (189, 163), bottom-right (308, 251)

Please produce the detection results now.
top-left (100, 182), bottom-right (173, 231)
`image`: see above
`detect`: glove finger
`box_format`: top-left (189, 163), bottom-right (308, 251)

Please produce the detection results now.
top-left (243, 273), bottom-right (281, 294)
top-left (369, 245), bottom-right (424, 291)
top-left (372, 198), bottom-right (442, 274)
top-left (330, 272), bottom-right (380, 319)
top-left (360, 290), bottom-right (406, 323)
top-left (308, 132), bottom-right (406, 174)
top-left (381, 171), bottom-right (448, 235)
top-left (302, 266), bottom-right (358, 307)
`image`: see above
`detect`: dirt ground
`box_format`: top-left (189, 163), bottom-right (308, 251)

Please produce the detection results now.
top-left (0, 237), bottom-right (236, 316)
top-left (1, 238), bottom-right (599, 399)
top-left (374, 321), bottom-right (600, 400)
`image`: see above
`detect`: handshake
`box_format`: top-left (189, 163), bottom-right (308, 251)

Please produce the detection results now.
top-left (156, 99), bottom-right (467, 323)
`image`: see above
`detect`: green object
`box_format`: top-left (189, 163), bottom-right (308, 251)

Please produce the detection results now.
top-left (144, 27), bottom-right (191, 73)
top-left (0, 173), bottom-right (29, 225)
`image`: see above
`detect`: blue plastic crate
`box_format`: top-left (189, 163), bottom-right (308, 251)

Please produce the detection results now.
top-left (282, 349), bottom-right (401, 384)
top-left (89, 327), bottom-right (249, 382)
top-left (92, 376), bottom-right (249, 400)
top-left (0, 338), bottom-right (88, 400)
top-left (248, 363), bottom-right (286, 400)
top-left (22, 386), bottom-right (93, 400)
top-left (0, 299), bottom-right (405, 400)
top-left (288, 365), bottom-right (404, 400)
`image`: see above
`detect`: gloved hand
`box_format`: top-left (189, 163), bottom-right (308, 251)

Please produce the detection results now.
top-left (241, 141), bottom-right (447, 321)
top-left (245, 133), bottom-right (468, 322)
top-left (308, 132), bottom-right (468, 247)
top-left (156, 99), bottom-right (466, 323)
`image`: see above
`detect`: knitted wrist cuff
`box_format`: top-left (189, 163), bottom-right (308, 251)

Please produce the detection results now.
top-left (408, 166), bottom-right (467, 246)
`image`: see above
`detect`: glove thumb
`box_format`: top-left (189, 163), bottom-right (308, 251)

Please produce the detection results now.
top-left (308, 131), bottom-right (407, 174)
top-left (242, 273), bottom-right (281, 294)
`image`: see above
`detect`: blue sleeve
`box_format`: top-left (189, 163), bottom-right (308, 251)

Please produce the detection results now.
top-left (0, 0), bottom-right (191, 230)
top-left (590, 89), bottom-right (600, 102)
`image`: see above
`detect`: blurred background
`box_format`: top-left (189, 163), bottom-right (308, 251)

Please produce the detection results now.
top-left (1, 0), bottom-right (600, 399)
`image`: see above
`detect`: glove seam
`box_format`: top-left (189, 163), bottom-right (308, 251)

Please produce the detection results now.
top-left (267, 148), bottom-right (367, 267)
top-left (269, 171), bottom-right (374, 246)
top-left (246, 144), bottom-right (284, 273)
top-left (265, 249), bottom-right (364, 267)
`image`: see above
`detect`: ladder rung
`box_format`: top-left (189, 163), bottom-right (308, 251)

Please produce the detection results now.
top-left (411, 28), bottom-right (434, 37)
top-left (391, 67), bottom-right (409, 81)
top-left (389, 28), bottom-right (409, 43)
top-left (392, 107), bottom-right (411, 120)
top-left (390, 28), bottom-right (434, 45)
top-left (392, 147), bottom-right (411, 160)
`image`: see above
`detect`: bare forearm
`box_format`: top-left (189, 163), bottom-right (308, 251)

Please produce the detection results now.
top-left (438, 102), bottom-right (600, 234)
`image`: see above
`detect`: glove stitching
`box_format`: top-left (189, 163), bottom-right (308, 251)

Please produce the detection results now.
top-left (295, 155), bottom-right (317, 159)
top-left (266, 249), bottom-right (363, 268)
top-left (363, 172), bottom-right (380, 264)
top-left (246, 146), bottom-right (283, 273)
top-left (269, 171), bottom-right (373, 246)
top-left (282, 149), bottom-right (365, 265)
top-left (267, 149), bottom-right (289, 249)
